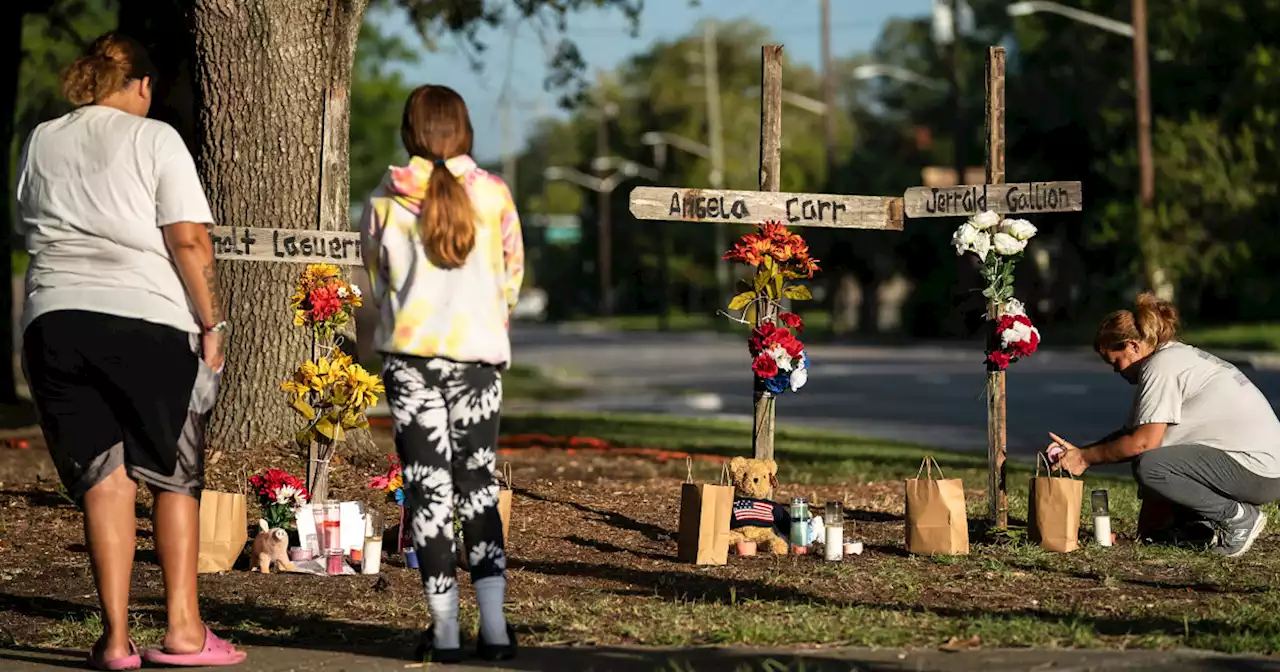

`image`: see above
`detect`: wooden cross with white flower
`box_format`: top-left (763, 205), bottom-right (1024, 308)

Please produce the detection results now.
top-left (901, 47), bottom-right (1084, 530)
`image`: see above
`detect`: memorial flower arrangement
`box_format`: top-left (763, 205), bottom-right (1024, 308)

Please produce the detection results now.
top-left (281, 351), bottom-right (384, 446)
top-left (247, 468), bottom-right (310, 531)
top-left (289, 263), bottom-right (363, 340)
top-left (282, 265), bottom-right (384, 502)
top-left (951, 210), bottom-right (1042, 371)
top-left (723, 221), bottom-right (818, 396)
top-left (367, 455), bottom-right (405, 505)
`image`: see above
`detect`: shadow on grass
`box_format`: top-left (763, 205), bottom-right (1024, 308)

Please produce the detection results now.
top-left (3, 590), bottom-right (1280, 671)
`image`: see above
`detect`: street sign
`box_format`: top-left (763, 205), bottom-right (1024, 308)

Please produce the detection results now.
top-left (628, 186), bottom-right (904, 231)
top-left (902, 181), bottom-right (1083, 219)
top-left (209, 226), bottom-right (362, 265)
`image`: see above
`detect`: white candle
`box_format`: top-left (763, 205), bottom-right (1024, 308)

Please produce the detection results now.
top-left (824, 525), bottom-right (843, 561)
top-left (1094, 515), bottom-right (1112, 547)
top-left (361, 537), bottom-right (383, 574)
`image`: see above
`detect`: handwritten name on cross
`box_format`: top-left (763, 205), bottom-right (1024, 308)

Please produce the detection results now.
top-left (208, 226), bottom-right (363, 266)
top-left (628, 187), bottom-right (905, 231)
top-left (902, 181), bottom-right (1083, 219)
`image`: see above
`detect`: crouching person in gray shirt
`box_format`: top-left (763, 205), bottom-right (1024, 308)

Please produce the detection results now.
top-left (1050, 293), bottom-right (1280, 557)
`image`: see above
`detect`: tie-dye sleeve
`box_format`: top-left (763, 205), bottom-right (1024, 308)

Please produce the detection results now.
top-left (499, 184), bottom-right (525, 312)
top-left (359, 197), bottom-right (388, 304)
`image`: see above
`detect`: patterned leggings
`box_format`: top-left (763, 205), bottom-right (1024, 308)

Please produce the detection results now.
top-left (383, 355), bottom-right (507, 595)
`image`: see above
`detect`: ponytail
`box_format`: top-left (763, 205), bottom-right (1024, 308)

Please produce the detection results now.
top-left (60, 32), bottom-right (155, 106)
top-left (418, 163), bottom-right (476, 269)
top-left (1133, 292), bottom-right (1179, 349)
top-left (1094, 292), bottom-right (1180, 352)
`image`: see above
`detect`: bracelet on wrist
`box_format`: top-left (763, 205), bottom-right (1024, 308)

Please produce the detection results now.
top-left (204, 321), bottom-right (229, 334)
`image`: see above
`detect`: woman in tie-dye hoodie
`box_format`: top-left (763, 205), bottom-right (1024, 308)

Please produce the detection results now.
top-left (359, 84), bottom-right (523, 665)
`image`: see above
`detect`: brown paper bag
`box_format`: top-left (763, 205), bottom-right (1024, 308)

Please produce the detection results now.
top-left (905, 457), bottom-right (969, 555)
top-left (197, 490), bottom-right (248, 573)
top-left (498, 462), bottom-right (513, 542)
top-left (676, 459), bottom-right (734, 565)
top-left (1029, 453), bottom-right (1083, 552)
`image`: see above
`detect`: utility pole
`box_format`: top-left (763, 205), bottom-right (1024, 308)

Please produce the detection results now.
top-left (1132, 0), bottom-right (1162, 298)
top-left (820, 0), bottom-right (836, 185)
top-left (595, 72), bottom-right (615, 317)
top-left (703, 21), bottom-right (729, 308)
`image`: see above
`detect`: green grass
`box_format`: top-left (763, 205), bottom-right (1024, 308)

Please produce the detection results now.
top-left (1183, 323), bottom-right (1280, 352)
top-left (488, 412), bottom-right (1280, 654)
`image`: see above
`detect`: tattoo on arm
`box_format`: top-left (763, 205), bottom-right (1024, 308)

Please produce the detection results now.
top-left (203, 260), bottom-right (223, 324)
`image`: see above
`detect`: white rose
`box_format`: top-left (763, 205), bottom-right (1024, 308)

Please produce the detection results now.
top-left (951, 222), bottom-right (979, 256)
top-left (789, 365), bottom-right (808, 391)
top-left (999, 218), bottom-right (1038, 241)
top-left (1001, 320), bottom-right (1034, 348)
top-left (1000, 298), bottom-right (1026, 317)
top-left (769, 345), bottom-right (794, 372)
top-left (970, 230), bottom-right (992, 259)
top-left (992, 232), bottom-right (1027, 256)
top-left (971, 210), bottom-right (1000, 231)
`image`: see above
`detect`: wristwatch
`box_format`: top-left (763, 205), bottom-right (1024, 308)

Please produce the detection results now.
top-left (204, 321), bottom-right (230, 335)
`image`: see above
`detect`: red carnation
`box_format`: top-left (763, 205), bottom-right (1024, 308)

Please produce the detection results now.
top-left (749, 322), bottom-right (779, 356)
top-left (752, 352), bottom-right (779, 379)
top-left (986, 350), bottom-right (1012, 371)
top-left (772, 328), bottom-right (805, 359)
top-left (779, 312), bottom-right (804, 332)
top-left (308, 284), bottom-right (343, 321)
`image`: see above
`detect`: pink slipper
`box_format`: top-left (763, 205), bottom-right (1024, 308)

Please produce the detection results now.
top-left (142, 627), bottom-right (247, 667)
top-left (88, 640), bottom-right (142, 671)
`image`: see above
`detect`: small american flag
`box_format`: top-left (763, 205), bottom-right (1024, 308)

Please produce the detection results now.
top-left (734, 498), bottom-right (775, 524)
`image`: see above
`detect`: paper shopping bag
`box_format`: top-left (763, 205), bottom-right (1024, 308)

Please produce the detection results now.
top-left (1029, 453), bottom-right (1083, 552)
top-left (905, 457), bottom-right (969, 555)
top-left (498, 462), bottom-right (513, 542)
top-left (676, 459), bottom-right (734, 565)
top-left (197, 490), bottom-right (248, 573)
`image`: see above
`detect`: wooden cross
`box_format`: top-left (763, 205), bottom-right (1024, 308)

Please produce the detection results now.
top-left (628, 45), bottom-right (906, 462)
top-left (900, 47), bottom-right (1084, 530)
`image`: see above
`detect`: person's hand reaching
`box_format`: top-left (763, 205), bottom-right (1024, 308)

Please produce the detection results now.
top-left (1046, 432), bottom-right (1087, 476)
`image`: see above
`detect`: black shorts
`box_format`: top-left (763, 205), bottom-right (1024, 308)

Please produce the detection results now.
top-left (22, 310), bottom-right (221, 501)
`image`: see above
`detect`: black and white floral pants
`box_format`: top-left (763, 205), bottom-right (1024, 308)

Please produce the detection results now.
top-left (383, 355), bottom-right (507, 595)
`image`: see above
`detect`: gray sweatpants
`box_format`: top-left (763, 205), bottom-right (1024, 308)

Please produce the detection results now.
top-left (1133, 444), bottom-right (1280, 524)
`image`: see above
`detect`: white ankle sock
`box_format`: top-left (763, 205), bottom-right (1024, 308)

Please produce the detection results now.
top-left (1229, 503), bottom-right (1247, 523)
top-left (427, 586), bottom-right (460, 649)
top-left (473, 576), bottom-right (509, 645)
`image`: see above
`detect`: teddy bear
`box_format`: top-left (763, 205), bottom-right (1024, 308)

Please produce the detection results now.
top-left (725, 457), bottom-right (791, 554)
top-left (250, 519), bottom-right (295, 574)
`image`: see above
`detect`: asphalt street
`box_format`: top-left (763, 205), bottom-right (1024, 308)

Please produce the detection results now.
top-left (511, 323), bottom-right (1280, 462)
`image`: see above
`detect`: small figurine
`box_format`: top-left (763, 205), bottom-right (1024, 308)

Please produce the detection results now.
top-left (250, 519), bottom-right (295, 574)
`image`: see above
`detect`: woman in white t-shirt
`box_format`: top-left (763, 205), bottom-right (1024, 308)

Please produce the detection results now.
top-left (16, 33), bottom-right (244, 668)
top-left (1049, 293), bottom-right (1280, 557)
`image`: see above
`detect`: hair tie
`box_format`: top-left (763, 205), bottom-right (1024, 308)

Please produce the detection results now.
top-left (433, 158), bottom-right (447, 167)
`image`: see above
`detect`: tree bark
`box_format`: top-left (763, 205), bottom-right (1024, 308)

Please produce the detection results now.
top-left (0, 3), bottom-right (24, 406)
top-left (184, 0), bottom-right (369, 449)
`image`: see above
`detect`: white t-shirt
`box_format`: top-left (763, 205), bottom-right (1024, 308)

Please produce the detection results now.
top-left (15, 105), bottom-right (214, 334)
top-left (1128, 342), bottom-right (1280, 478)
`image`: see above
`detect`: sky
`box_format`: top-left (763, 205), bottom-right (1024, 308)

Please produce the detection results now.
top-left (378, 0), bottom-right (937, 163)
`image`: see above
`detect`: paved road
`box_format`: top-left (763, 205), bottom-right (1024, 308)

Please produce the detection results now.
top-left (511, 324), bottom-right (1280, 462)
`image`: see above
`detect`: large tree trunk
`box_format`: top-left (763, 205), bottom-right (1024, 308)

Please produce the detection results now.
top-left (0, 4), bottom-right (23, 406)
top-left (185, 0), bottom-right (369, 450)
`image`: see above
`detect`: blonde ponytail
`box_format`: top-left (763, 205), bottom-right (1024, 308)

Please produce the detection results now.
top-left (1094, 292), bottom-right (1180, 352)
top-left (60, 32), bottom-right (155, 106)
